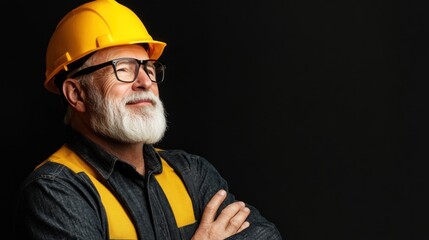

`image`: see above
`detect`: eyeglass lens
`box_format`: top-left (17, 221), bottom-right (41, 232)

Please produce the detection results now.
top-left (114, 58), bottom-right (164, 83)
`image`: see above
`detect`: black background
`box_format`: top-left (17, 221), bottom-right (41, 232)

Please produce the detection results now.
top-left (3, 0), bottom-right (428, 239)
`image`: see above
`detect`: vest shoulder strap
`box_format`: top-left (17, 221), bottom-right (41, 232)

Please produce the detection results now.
top-left (154, 150), bottom-right (196, 227)
top-left (46, 145), bottom-right (137, 239)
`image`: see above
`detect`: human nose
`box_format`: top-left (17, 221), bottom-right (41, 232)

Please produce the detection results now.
top-left (134, 65), bottom-right (154, 89)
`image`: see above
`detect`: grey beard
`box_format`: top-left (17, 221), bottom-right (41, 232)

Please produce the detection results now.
top-left (88, 90), bottom-right (167, 144)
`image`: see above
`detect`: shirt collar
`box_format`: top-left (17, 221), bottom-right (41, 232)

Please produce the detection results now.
top-left (64, 126), bottom-right (163, 179)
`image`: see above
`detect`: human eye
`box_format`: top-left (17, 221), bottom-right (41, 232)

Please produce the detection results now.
top-left (144, 61), bottom-right (157, 78)
top-left (115, 59), bottom-right (135, 73)
top-left (114, 59), bottom-right (137, 81)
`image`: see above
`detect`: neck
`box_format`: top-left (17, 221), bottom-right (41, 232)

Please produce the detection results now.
top-left (74, 124), bottom-right (146, 175)
top-left (102, 141), bottom-right (146, 175)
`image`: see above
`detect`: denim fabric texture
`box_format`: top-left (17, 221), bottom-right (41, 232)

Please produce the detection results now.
top-left (14, 127), bottom-right (282, 239)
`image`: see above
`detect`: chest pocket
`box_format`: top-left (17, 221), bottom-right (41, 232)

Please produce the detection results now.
top-left (41, 145), bottom-right (195, 239)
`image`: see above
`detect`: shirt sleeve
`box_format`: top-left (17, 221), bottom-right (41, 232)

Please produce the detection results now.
top-left (13, 162), bottom-right (108, 240)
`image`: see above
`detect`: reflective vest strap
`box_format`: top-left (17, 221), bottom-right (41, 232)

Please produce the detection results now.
top-left (154, 155), bottom-right (196, 227)
top-left (47, 145), bottom-right (137, 240)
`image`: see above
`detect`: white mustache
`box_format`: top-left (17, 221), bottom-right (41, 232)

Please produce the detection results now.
top-left (124, 92), bottom-right (159, 106)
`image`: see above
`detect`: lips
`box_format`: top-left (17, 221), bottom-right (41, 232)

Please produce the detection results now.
top-left (127, 98), bottom-right (154, 106)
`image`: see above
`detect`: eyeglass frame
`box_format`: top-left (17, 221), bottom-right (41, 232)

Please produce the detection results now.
top-left (70, 57), bottom-right (166, 83)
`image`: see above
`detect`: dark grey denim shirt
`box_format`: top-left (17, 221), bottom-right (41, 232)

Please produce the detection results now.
top-left (14, 128), bottom-right (282, 239)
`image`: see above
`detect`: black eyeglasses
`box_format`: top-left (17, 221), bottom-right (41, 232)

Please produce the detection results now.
top-left (71, 58), bottom-right (166, 83)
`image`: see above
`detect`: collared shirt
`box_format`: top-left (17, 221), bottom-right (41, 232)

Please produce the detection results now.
top-left (13, 127), bottom-right (282, 239)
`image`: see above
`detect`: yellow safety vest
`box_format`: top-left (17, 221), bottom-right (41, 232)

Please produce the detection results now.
top-left (39, 145), bottom-right (195, 239)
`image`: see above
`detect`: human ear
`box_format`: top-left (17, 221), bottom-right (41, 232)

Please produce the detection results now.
top-left (62, 79), bottom-right (86, 112)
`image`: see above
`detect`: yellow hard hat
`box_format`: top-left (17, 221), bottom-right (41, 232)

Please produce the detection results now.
top-left (44, 0), bottom-right (167, 94)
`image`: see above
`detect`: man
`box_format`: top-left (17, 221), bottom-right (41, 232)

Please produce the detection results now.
top-left (13, 0), bottom-right (282, 239)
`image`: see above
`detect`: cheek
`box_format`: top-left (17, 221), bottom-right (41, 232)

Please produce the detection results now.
top-left (151, 85), bottom-right (160, 96)
top-left (100, 79), bottom-right (122, 97)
